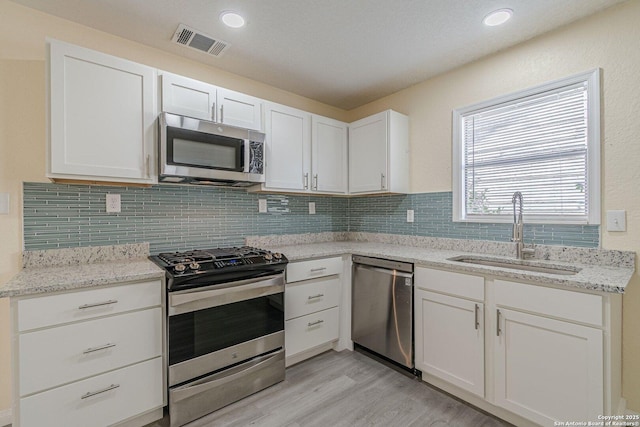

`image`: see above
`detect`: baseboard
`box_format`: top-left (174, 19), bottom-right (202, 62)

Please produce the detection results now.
top-left (0, 408), bottom-right (12, 427)
top-left (617, 398), bottom-right (640, 417)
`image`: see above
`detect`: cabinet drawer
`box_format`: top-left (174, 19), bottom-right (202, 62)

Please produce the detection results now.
top-left (19, 357), bottom-right (163, 427)
top-left (17, 280), bottom-right (162, 331)
top-left (285, 307), bottom-right (339, 356)
top-left (19, 307), bottom-right (162, 396)
top-left (287, 257), bottom-right (342, 283)
top-left (415, 267), bottom-right (484, 300)
top-left (495, 280), bottom-right (603, 326)
top-left (285, 276), bottom-right (340, 320)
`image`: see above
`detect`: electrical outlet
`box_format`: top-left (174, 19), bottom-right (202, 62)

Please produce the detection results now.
top-left (309, 202), bottom-right (316, 215)
top-left (105, 194), bottom-right (121, 213)
top-left (258, 199), bottom-right (267, 213)
top-left (407, 209), bottom-right (414, 223)
top-left (606, 210), bottom-right (626, 232)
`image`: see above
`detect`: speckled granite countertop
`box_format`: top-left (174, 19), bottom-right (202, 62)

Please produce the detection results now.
top-left (266, 241), bottom-right (634, 294)
top-left (0, 243), bottom-right (164, 298)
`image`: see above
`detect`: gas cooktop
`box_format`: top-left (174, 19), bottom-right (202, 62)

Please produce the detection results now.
top-left (150, 246), bottom-right (288, 291)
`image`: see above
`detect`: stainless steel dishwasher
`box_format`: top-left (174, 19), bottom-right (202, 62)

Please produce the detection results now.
top-left (351, 256), bottom-right (414, 369)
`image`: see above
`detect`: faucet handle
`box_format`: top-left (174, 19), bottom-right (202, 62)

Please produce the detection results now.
top-left (521, 246), bottom-right (536, 259)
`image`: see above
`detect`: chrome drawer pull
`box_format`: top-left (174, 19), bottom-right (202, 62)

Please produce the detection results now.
top-left (474, 304), bottom-right (480, 330)
top-left (309, 267), bottom-right (327, 272)
top-left (78, 299), bottom-right (118, 310)
top-left (307, 294), bottom-right (324, 300)
top-left (81, 383), bottom-right (119, 399)
top-left (83, 343), bottom-right (116, 354)
top-left (496, 309), bottom-right (502, 336)
top-left (307, 320), bottom-right (324, 327)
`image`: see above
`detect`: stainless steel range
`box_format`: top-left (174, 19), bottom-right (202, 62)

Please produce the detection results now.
top-left (150, 246), bottom-right (288, 427)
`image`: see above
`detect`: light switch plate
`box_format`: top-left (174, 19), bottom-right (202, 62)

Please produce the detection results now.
top-left (309, 202), bottom-right (316, 215)
top-left (258, 199), bottom-right (267, 213)
top-left (0, 193), bottom-right (9, 215)
top-left (105, 194), bottom-right (121, 213)
top-left (407, 209), bottom-right (414, 223)
top-left (606, 210), bottom-right (626, 232)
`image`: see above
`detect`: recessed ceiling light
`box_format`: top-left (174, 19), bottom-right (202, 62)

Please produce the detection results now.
top-left (220, 11), bottom-right (245, 28)
top-left (483, 8), bottom-right (513, 26)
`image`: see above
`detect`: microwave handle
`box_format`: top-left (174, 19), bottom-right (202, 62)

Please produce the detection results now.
top-left (243, 140), bottom-right (250, 173)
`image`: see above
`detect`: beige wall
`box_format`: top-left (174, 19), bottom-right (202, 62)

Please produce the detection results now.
top-left (348, 0), bottom-right (640, 411)
top-left (1, 0), bottom-right (640, 416)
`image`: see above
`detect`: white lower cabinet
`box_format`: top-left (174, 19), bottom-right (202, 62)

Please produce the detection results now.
top-left (285, 257), bottom-right (342, 365)
top-left (285, 306), bottom-right (340, 357)
top-left (415, 267), bottom-right (620, 427)
top-left (494, 308), bottom-right (603, 425)
top-left (20, 358), bottom-right (163, 427)
top-left (414, 289), bottom-right (484, 397)
top-left (12, 280), bottom-right (165, 427)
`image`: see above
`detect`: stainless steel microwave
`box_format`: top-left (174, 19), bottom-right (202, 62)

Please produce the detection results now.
top-left (159, 112), bottom-right (265, 186)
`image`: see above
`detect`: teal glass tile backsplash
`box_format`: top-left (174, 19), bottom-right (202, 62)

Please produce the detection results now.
top-left (23, 183), bottom-right (348, 253)
top-left (23, 183), bottom-right (599, 252)
top-left (348, 192), bottom-right (599, 247)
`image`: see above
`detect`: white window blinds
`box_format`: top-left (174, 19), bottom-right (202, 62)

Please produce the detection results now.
top-left (453, 70), bottom-right (600, 224)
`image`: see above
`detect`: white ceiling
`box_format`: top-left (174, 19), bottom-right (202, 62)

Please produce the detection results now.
top-left (10, 0), bottom-right (626, 110)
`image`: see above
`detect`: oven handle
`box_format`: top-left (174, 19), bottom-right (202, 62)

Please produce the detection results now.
top-left (169, 273), bottom-right (284, 315)
top-left (170, 349), bottom-right (283, 403)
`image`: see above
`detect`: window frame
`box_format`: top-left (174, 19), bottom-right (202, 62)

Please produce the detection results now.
top-left (452, 69), bottom-right (601, 225)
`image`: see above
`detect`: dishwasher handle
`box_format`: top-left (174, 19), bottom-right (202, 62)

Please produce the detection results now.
top-left (354, 263), bottom-right (413, 279)
top-left (352, 255), bottom-right (413, 273)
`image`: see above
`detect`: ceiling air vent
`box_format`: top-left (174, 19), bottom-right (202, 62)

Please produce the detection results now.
top-left (171, 24), bottom-right (230, 57)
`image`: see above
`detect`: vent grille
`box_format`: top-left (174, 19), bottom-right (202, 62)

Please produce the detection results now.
top-left (171, 24), bottom-right (230, 57)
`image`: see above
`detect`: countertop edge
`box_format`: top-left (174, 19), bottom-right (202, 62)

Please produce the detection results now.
top-left (269, 242), bottom-right (633, 295)
top-left (0, 259), bottom-right (165, 299)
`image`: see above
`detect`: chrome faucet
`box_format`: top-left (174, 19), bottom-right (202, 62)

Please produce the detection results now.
top-left (511, 191), bottom-right (531, 259)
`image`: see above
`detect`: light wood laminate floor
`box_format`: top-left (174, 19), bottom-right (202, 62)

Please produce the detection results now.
top-left (151, 349), bottom-right (510, 427)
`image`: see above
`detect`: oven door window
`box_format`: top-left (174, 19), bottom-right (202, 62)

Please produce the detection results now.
top-left (167, 126), bottom-right (244, 171)
top-left (169, 293), bottom-right (284, 365)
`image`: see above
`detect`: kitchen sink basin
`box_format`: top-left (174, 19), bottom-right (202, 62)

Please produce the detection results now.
top-left (447, 256), bottom-right (580, 276)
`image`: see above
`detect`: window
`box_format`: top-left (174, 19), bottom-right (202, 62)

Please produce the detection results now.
top-left (452, 69), bottom-right (600, 224)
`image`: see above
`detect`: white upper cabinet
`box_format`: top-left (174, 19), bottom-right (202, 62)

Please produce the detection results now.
top-left (48, 40), bottom-right (157, 184)
top-left (263, 103), bottom-right (311, 191)
top-left (160, 72), bottom-right (263, 131)
top-left (217, 88), bottom-right (263, 131)
top-left (311, 115), bottom-right (348, 194)
top-left (348, 110), bottom-right (409, 195)
top-left (161, 72), bottom-right (216, 121)
top-left (258, 105), bottom-right (348, 195)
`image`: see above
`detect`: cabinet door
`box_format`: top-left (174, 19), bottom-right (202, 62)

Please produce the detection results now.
top-left (494, 308), bottom-right (603, 425)
top-left (49, 41), bottom-right (156, 183)
top-left (311, 115), bottom-right (348, 194)
top-left (161, 72), bottom-right (216, 121)
top-left (217, 88), bottom-right (263, 131)
top-left (415, 289), bottom-right (484, 397)
top-left (348, 111), bottom-right (388, 194)
top-left (264, 103), bottom-right (311, 191)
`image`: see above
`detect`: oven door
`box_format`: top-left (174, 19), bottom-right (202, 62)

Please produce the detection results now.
top-left (168, 274), bottom-right (284, 387)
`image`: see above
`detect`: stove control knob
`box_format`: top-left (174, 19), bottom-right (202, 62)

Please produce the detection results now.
top-left (264, 253), bottom-right (273, 261)
top-left (189, 262), bottom-right (201, 270)
top-left (174, 263), bottom-right (187, 273)
top-left (274, 252), bottom-right (282, 259)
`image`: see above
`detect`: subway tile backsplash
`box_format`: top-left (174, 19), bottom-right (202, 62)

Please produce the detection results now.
top-left (23, 183), bottom-right (599, 252)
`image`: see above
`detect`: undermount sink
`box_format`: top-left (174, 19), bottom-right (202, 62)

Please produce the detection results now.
top-left (447, 256), bottom-right (581, 276)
